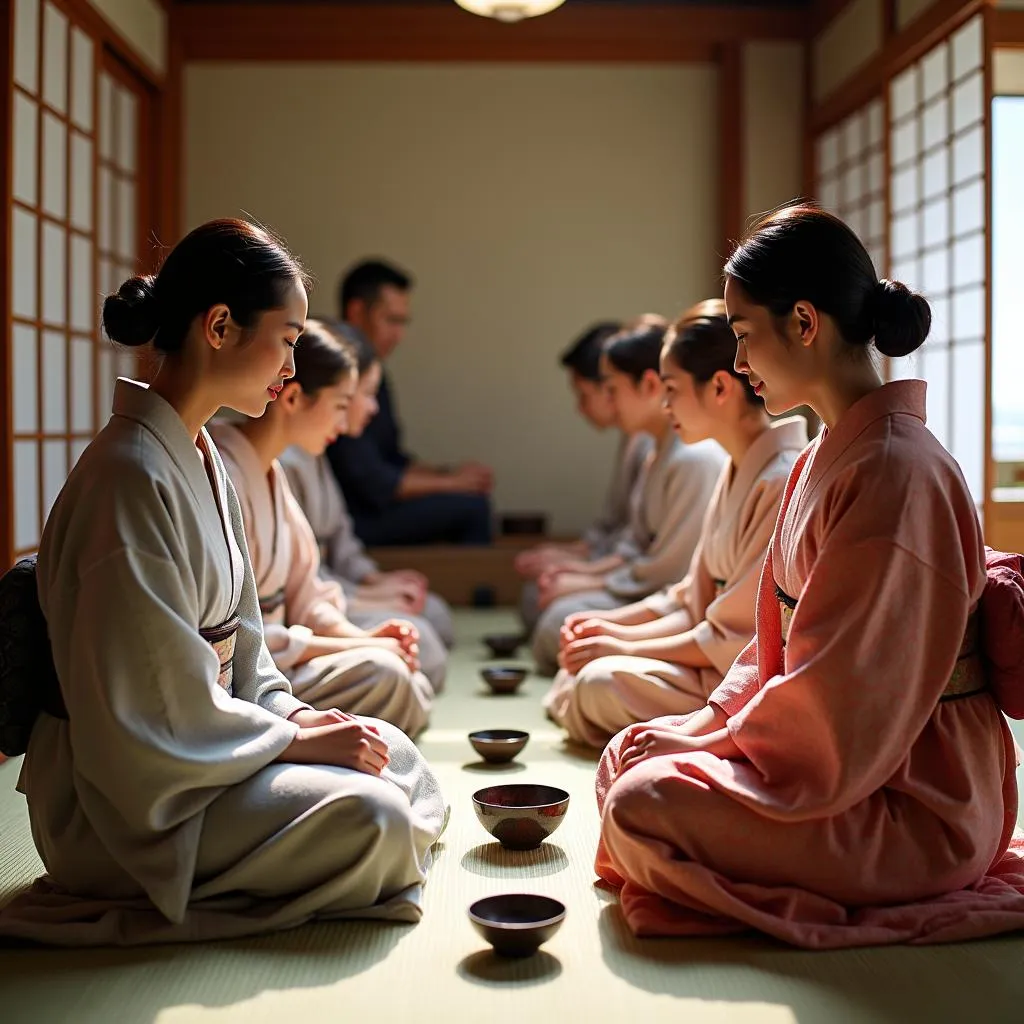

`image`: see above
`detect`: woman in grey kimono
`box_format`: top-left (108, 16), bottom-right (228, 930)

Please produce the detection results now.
top-left (0, 219), bottom-right (447, 946)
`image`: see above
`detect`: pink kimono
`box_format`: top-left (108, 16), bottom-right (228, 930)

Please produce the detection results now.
top-left (595, 381), bottom-right (1024, 948)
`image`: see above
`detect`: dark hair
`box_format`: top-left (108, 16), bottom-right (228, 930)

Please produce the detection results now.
top-left (102, 219), bottom-right (309, 353)
top-left (724, 204), bottom-right (930, 359)
top-left (319, 319), bottom-right (379, 376)
top-left (338, 259), bottom-right (413, 318)
top-left (603, 322), bottom-right (668, 383)
top-left (664, 299), bottom-right (761, 407)
top-left (292, 319), bottom-right (357, 395)
top-left (560, 321), bottom-right (622, 381)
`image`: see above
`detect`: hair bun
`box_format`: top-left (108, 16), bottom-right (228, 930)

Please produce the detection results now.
top-left (102, 275), bottom-right (160, 348)
top-left (872, 279), bottom-right (931, 358)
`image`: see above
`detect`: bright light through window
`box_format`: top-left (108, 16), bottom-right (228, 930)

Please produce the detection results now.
top-left (992, 97), bottom-right (1024, 498)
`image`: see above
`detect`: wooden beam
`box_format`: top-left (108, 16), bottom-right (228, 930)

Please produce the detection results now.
top-left (155, 2), bottom-right (183, 247)
top-left (718, 42), bottom-right (744, 256)
top-left (177, 3), bottom-right (806, 63)
top-left (1, 0), bottom-right (13, 570)
top-left (810, 0), bottom-right (985, 133)
top-left (992, 8), bottom-right (1024, 48)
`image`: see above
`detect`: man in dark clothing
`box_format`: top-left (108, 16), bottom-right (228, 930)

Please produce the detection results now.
top-left (326, 260), bottom-right (494, 546)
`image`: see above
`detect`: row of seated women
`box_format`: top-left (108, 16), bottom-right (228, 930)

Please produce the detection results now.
top-left (1, 205), bottom-right (1023, 950)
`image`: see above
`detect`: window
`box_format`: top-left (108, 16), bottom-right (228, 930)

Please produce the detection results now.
top-left (8, 0), bottom-right (144, 558)
top-left (815, 97), bottom-right (887, 276)
top-left (887, 14), bottom-right (986, 505)
top-left (991, 96), bottom-right (1024, 501)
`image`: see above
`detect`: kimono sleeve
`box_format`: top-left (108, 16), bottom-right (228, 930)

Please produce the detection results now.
top-left (725, 534), bottom-right (977, 821)
top-left (604, 458), bottom-right (715, 599)
top-left (689, 479), bottom-right (780, 676)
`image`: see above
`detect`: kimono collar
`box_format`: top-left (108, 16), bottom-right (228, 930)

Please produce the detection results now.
top-left (819, 379), bottom-right (926, 454)
top-left (112, 378), bottom-right (215, 501)
top-left (732, 414), bottom-right (809, 489)
top-left (805, 379), bottom-right (927, 492)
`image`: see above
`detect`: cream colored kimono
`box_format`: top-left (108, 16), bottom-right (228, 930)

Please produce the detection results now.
top-left (532, 434), bottom-right (724, 674)
top-left (544, 418), bottom-right (808, 745)
top-left (211, 425), bottom-right (436, 727)
top-left (520, 432), bottom-right (654, 632)
top-left (280, 446), bottom-right (455, 649)
top-left (0, 380), bottom-right (446, 946)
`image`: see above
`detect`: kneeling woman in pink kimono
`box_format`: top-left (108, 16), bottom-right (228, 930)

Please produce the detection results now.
top-left (595, 205), bottom-right (1024, 948)
top-left (211, 320), bottom-right (439, 726)
top-left (544, 300), bottom-right (806, 747)
top-left (0, 220), bottom-right (446, 946)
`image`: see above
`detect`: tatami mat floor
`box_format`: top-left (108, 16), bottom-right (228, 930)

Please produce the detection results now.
top-left (2, 609), bottom-right (1024, 1024)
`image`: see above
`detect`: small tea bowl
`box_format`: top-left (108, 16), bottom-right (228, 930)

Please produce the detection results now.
top-left (480, 667), bottom-right (528, 695)
top-left (468, 894), bottom-right (566, 958)
top-left (483, 633), bottom-right (524, 658)
top-left (469, 729), bottom-right (530, 764)
top-left (472, 783), bottom-right (570, 850)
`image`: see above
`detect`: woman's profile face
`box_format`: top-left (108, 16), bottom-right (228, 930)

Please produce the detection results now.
top-left (570, 372), bottom-right (616, 429)
top-left (347, 361), bottom-right (383, 437)
top-left (660, 349), bottom-right (711, 445)
top-left (295, 370), bottom-right (358, 456)
top-left (724, 275), bottom-right (804, 416)
top-left (601, 353), bottom-right (661, 435)
top-left (220, 276), bottom-right (309, 418)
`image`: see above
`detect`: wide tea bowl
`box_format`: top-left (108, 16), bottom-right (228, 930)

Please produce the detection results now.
top-left (468, 894), bottom-right (566, 958)
top-left (483, 633), bottom-right (524, 659)
top-left (468, 729), bottom-right (530, 764)
top-left (472, 783), bottom-right (569, 850)
top-left (480, 666), bottom-right (528, 695)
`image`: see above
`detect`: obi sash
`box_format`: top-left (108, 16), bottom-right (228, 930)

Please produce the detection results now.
top-left (259, 588), bottom-right (286, 616)
top-left (199, 615), bottom-right (241, 693)
top-left (775, 583), bottom-right (985, 702)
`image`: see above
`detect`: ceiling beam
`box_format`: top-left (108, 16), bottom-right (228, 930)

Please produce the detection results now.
top-left (177, 3), bottom-right (807, 63)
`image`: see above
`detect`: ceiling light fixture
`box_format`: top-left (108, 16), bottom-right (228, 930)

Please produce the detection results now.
top-left (453, 1), bottom-right (568, 24)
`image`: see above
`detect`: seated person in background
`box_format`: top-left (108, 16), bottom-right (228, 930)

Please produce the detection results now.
top-left (516, 320), bottom-right (653, 632)
top-left (281, 323), bottom-right (455, 649)
top-left (594, 205), bottom-right (1024, 947)
top-left (531, 319), bottom-right (724, 675)
top-left (326, 259), bottom-right (493, 546)
top-left (544, 301), bottom-right (807, 746)
top-left (210, 321), bottom-right (438, 730)
top-left (0, 219), bottom-right (445, 946)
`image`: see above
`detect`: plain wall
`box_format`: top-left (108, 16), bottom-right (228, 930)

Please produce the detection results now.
top-left (813, 0), bottom-right (883, 102)
top-left (185, 62), bottom-right (719, 535)
top-left (995, 50), bottom-right (1024, 92)
top-left (87, 0), bottom-right (165, 74)
top-left (897, 0), bottom-right (942, 29)
top-left (743, 41), bottom-right (804, 221)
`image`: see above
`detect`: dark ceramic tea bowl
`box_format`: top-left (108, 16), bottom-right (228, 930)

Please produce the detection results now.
top-left (480, 666), bottom-right (528, 695)
top-left (472, 783), bottom-right (570, 850)
top-left (483, 633), bottom-right (524, 658)
top-left (468, 893), bottom-right (566, 958)
top-left (469, 729), bottom-right (530, 764)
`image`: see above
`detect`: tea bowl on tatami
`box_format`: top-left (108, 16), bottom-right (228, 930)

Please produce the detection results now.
top-left (480, 666), bottom-right (528, 695)
top-left (472, 783), bottom-right (570, 850)
top-left (468, 894), bottom-right (566, 958)
top-left (482, 633), bottom-right (524, 658)
top-left (468, 729), bottom-right (530, 764)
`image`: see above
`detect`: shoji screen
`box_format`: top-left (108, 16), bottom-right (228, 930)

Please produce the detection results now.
top-left (887, 14), bottom-right (987, 504)
top-left (9, 0), bottom-right (143, 559)
top-left (815, 96), bottom-right (887, 276)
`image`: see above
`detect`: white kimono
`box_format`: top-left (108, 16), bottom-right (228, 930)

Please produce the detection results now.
top-left (0, 380), bottom-right (446, 946)
top-left (211, 425), bottom-right (438, 722)
top-left (532, 433), bottom-right (724, 674)
top-left (279, 446), bottom-right (455, 650)
top-left (520, 432), bottom-right (654, 632)
top-left (544, 417), bottom-right (808, 745)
